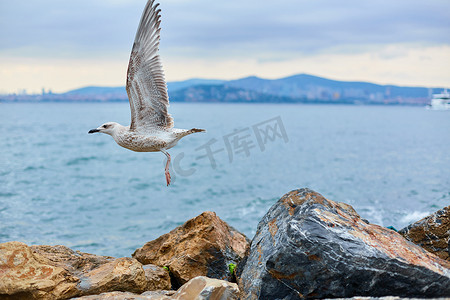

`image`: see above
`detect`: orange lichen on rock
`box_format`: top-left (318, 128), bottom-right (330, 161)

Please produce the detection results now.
top-left (0, 242), bottom-right (79, 299)
top-left (237, 188), bottom-right (450, 299)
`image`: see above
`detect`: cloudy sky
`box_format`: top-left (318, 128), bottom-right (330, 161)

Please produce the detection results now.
top-left (1, 0), bottom-right (449, 93)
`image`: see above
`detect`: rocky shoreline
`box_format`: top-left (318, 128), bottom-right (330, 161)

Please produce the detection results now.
top-left (1, 188), bottom-right (449, 299)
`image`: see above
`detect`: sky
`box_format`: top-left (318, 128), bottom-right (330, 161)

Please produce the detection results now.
top-left (1, 0), bottom-right (449, 94)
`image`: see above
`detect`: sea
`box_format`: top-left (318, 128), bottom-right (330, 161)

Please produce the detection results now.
top-left (1, 102), bottom-right (449, 257)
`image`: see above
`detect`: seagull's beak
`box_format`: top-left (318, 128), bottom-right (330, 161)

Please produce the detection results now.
top-left (88, 129), bottom-right (100, 134)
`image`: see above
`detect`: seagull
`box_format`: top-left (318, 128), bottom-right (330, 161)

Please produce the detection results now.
top-left (88, 0), bottom-right (205, 186)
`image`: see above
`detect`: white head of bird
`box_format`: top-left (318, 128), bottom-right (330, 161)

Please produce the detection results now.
top-left (88, 122), bottom-right (121, 136)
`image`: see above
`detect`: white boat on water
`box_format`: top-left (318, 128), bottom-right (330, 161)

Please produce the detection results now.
top-left (427, 89), bottom-right (450, 110)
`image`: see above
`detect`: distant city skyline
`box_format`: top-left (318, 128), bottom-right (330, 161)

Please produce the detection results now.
top-left (1, 0), bottom-right (449, 94)
top-left (1, 73), bottom-right (437, 107)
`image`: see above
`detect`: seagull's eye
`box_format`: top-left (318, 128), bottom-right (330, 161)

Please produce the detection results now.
top-left (103, 125), bottom-right (108, 128)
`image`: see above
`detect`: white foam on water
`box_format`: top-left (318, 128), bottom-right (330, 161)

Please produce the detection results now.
top-left (400, 211), bottom-right (430, 225)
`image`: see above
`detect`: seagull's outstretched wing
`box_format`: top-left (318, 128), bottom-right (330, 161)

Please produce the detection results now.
top-left (126, 0), bottom-right (173, 131)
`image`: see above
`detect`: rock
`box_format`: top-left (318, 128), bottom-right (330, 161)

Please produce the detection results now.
top-left (77, 257), bottom-right (147, 295)
top-left (72, 290), bottom-right (176, 300)
top-left (170, 276), bottom-right (239, 300)
top-left (32, 244), bottom-right (148, 296)
top-left (143, 264), bottom-right (171, 291)
top-left (399, 205), bottom-right (449, 261)
top-left (327, 296), bottom-right (449, 300)
top-left (141, 290), bottom-right (176, 300)
top-left (132, 211), bottom-right (249, 286)
top-left (71, 291), bottom-right (155, 300)
top-left (236, 188), bottom-right (450, 299)
top-left (30, 244), bottom-right (115, 274)
top-left (0, 241), bottom-right (79, 299)
top-left (72, 277), bottom-right (238, 300)
top-left (0, 242), bottom-right (150, 299)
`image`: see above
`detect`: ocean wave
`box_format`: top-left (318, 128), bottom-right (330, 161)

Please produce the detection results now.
top-left (133, 183), bottom-right (151, 190)
top-left (0, 192), bottom-right (17, 198)
top-left (23, 166), bottom-right (46, 171)
top-left (400, 211), bottom-right (430, 225)
top-left (66, 156), bottom-right (99, 166)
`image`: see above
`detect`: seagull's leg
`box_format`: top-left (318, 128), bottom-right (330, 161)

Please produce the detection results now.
top-left (161, 150), bottom-right (171, 186)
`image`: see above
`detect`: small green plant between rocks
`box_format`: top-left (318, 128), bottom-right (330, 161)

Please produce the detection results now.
top-left (228, 263), bottom-right (236, 275)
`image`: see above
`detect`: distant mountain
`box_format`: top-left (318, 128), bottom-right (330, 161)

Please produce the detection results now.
top-left (168, 74), bottom-right (434, 105)
top-left (64, 86), bottom-right (126, 95)
top-left (227, 74), bottom-right (430, 102)
top-left (64, 79), bottom-right (225, 96)
top-left (49, 79), bottom-right (225, 101)
top-left (169, 84), bottom-right (297, 103)
top-left (167, 78), bottom-right (225, 92)
top-left (2, 73), bottom-right (444, 105)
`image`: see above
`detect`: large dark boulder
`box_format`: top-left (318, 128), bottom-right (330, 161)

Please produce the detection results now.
top-left (399, 205), bottom-right (449, 261)
top-left (236, 188), bottom-right (450, 299)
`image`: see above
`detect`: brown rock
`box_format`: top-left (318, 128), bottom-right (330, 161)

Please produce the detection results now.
top-left (143, 264), bottom-right (171, 291)
top-left (77, 257), bottom-right (147, 295)
top-left (0, 241), bottom-right (79, 299)
top-left (72, 277), bottom-right (238, 300)
top-left (30, 244), bottom-right (115, 275)
top-left (171, 276), bottom-right (239, 300)
top-left (141, 290), bottom-right (176, 300)
top-left (73, 276), bottom-right (238, 300)
top-left (73, 290), bottom-right (176, 300)
top-left (399, 205), bottom-right (450, 261)
top-left (71, 291), bottom-right (164, 300)
top-left (132, 211), bottom-right (249, 286)
top-left (31, 244), bottom-right (147, 295)
top-left (1, 242), bottom-right (153, 299)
